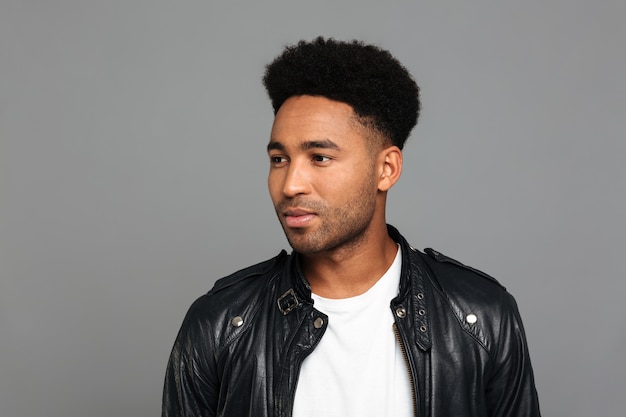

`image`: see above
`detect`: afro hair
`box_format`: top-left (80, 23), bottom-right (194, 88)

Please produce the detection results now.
top-left (262, 37), bottom-right (420, 149)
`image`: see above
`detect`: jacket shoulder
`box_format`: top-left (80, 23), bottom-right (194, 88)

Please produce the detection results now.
top-left (418, 247), bottom-right (521, 352)
top-left (423, 247), bottom-right (505, 290)
top-left (179, 250), bottom-right (289, 352)
top-left (209, 250), bottom-right (288, 294)
top-left (422, 248), bottom-right (515, 324)
top-left (419, 247), bottom-right (512, 315)
top-left (184, 250), bottom-right (288, 325)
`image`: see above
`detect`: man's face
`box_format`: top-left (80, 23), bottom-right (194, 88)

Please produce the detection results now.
top-left (267, 95), bottom-right (382, 255)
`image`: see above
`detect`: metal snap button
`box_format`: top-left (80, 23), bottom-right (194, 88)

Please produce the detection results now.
top-left (313, 317), bottom-right (324, 329)
top-left (466, 314), bottom-right (477, 324)
top-left (395, 307), bottom-right (407, 318)
top-left (231, 316), bottom-right (244, 327)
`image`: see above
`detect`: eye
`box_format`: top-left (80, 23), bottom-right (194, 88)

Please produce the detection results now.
top-left (312, 155), bottom-right (331, 163)
top-left (270, 155), bottom-right (288, 165)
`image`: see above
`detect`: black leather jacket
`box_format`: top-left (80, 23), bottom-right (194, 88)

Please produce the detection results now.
top-left (163, 226), bottom-right (540, 416)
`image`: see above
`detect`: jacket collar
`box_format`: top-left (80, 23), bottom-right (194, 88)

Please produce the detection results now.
top-left (276, 225), bottom-right (431, 350)
top-left (285, 226), bottom-right (408, 303)
top-left (388, 225), bottom-right (432, 351)
top-left (274, 249), bottom-right (311, 316)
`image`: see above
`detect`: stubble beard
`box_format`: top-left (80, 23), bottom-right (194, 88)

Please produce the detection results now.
top-left (275, 177), bottom-right (378, 255)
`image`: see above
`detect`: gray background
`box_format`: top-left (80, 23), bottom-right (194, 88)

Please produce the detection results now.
top-left (1, 1), bottom-right (624, 416)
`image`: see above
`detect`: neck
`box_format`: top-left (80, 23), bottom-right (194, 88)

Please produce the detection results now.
top-left (300, 223), bottom-right (398, 299)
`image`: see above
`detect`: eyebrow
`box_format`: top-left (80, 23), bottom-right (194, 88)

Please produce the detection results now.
top-left (267, 139), bottom-right (340, 153)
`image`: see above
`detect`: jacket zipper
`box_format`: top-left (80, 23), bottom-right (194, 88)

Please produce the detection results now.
top-left (393, 322), bottom-right (419, 417)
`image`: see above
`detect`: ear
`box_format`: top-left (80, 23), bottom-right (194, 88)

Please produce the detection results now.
top-left (377, 146), bottom-right (402, 192)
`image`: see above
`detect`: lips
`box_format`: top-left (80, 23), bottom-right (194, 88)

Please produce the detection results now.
top-left (283, 207), bottom-right (317, 228)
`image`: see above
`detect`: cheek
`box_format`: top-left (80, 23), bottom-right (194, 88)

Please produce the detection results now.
top-left (327, 172), bottom-right (375, 201)
top-left (346, 161), bottom-right (378, 189)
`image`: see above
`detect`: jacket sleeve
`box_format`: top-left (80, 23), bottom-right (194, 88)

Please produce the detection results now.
top-left (162, 299), bottom-right (219, 417)
top-left (486, 292), bottom-right (541, 417)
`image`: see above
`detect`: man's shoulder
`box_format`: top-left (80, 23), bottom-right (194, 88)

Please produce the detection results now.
top-left (209, 250), bottom-right (289, 294)
top-left (416, 247), bottom-right (523, 353)
top-left (421, 247), bottom-right (505, 290)
top-left (416, 247), bottom-right (514, 312)
top-left (186, 250), bottom-right (289, 321)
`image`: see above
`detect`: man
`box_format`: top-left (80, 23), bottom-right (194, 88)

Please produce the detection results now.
top-left (162, 37), bottom-right (541, 417)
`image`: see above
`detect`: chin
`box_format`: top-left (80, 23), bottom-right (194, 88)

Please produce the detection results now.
top-left (284, 233), bottom-right (323, 254)
top-left (285, 236), bottom-right (317, 254)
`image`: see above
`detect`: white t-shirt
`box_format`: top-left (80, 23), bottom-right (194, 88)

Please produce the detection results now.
top-left (292, 247), bottom-right (413, 417)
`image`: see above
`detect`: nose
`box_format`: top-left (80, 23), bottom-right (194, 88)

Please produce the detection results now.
top-left (281, 161), bottom-right (311, 198)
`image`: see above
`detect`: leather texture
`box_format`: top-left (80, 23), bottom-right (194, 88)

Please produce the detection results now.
top-left (162, 225), bottom-right (541, 416)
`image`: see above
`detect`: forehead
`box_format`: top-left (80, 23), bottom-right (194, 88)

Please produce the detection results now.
top-left (269, 95), bottom-right (364, 145)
